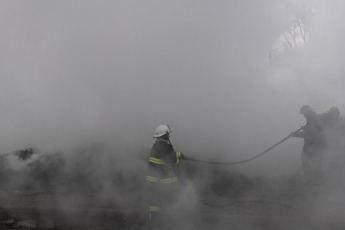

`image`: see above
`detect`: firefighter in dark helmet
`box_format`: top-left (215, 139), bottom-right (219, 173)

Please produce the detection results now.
top-left (146, 124), bottom-right (188, 229)
top-left (291, 105), bottom-right (326, 185)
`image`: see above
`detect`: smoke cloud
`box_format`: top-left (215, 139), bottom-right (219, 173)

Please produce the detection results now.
top-left (1, 0), bottom-right (345, 229)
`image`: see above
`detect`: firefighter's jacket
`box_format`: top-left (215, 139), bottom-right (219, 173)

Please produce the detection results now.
top-left (294, 113), bottom-right (326, 151)
top-left (146, 138), bottom-right (185, 183)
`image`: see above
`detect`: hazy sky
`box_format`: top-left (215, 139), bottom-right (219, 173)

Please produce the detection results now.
top-left (0, 0), bottom-right (344, 176)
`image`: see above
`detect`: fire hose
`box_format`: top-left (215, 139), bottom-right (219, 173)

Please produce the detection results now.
top-left (188, 127), bottom-right (303, 165)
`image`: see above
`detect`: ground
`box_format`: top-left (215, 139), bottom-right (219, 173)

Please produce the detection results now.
top-left (0, 149), bottom-right (345, 229)
top-left (0, 170), bottom-right (345, 230)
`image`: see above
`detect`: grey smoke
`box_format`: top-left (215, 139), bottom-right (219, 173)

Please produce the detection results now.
top-left (0, 1), bottom-right (345, 228)
top-left (0, 0), bottom-right (344, 181)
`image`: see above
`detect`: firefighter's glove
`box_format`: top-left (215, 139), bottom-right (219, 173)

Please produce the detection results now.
top-left (183, 155), bottom-right (189, 160)
top-left (290, 131), bottom-right (298, 137)
top-left (180, 153), bottom-right (189, 160)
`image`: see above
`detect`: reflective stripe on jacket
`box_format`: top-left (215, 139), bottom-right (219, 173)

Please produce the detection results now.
top-left (149, 152), bottom-right (182, 166)
top-left (149, 157), bottom-right (166, 165)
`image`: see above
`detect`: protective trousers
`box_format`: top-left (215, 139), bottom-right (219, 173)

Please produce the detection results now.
top-left (146, 175), bottom-right (179, 230)
top-left (301, 146), bottom-right (323, 186)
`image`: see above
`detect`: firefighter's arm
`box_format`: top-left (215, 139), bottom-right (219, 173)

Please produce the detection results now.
top-left (163, 143), bottom-right (182, 165)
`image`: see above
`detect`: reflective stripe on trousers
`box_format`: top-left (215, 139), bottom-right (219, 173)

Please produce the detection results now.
top-left (146, 176), bottom-right (179, 184)
top-left (149, 206), bottom-right (160, 212)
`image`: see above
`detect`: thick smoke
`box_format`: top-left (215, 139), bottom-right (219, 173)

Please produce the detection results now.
top-left (0, 0), bottom-right (345, 229)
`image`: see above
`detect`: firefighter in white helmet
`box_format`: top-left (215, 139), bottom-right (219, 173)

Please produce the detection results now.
top-left (146, 124), bottom-right (188, 229)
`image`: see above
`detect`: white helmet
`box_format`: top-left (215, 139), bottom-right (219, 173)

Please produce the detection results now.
top-left (153, 124), bottom-right (172, 138)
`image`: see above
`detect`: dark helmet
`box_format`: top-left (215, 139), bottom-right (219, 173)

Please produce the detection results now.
top-left (300, 105), bottom-right (314, 115)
